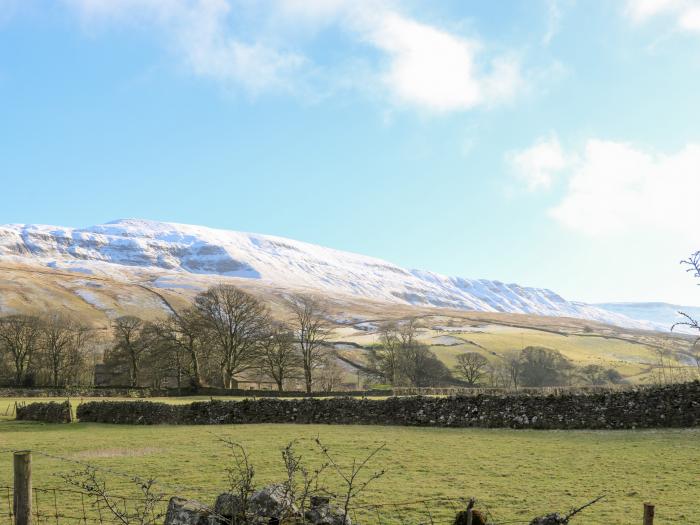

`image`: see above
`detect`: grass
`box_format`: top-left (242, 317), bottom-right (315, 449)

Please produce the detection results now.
top-left (0, 418), bottom-right (699, 524)
top-left (338, 323), bottom-right (685, 384)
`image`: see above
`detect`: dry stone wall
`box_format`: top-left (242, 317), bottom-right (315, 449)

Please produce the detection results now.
top-left (16, 400), bottom-right (72, 423)
top-left (72, 382), bottom-right (700, 429)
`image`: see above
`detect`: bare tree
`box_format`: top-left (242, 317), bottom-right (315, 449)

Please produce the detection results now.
top-left (0, 314), bottom-right (42, 385)
top-left (195, 285), bottom-right (270, 388)
top-left (287, 295), bottom-right (332, 393)
top-left (502, 351), bottom-right (522, 389)
top-left (454, 352), bottom-right (489, 386)
top-left (111, 316), bottom-right (149, 387)
top-left (259, 323), bottom-right (301, 391)
top-left (399, 344), bottom-right (451, 387)
top-left (39, 313), bottom-right (92, 387)
top-left (673, 251), bottom-right (700, 336)
top-left (367, 322), bottom-right (401, 385)
top-left (155, 308), bottom-right (208, 388)
top-left (316, 353), bottom-right (345, 393)
top-left (396, 317), bottom-right (419, 348)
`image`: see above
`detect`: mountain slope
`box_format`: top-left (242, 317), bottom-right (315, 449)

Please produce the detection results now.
top-left (0, 219), bottom-right (641, 328)
top-left (595, 302), bottom-right (700, 334)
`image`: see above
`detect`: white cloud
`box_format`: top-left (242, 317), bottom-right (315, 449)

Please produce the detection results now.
top-left (542, 0), bottom-right (562, 45)
top-left (63, 0), bottom-right (525, 111)
top-left (361, 12), bottom-right (522, 112)
top-left (507, 135), bottom-right (568, 191)
top-left (548, 140), bottom-right (700, 236)
top-left (625, 0), bottom-right (700, 33)
top-left (65, 0), bottom-right (306, 93)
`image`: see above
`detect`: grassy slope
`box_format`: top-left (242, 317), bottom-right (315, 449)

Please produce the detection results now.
top-left (335, 323), bottom-right (688, 384)
top-left (0, 420), bottom-right (698, 524)
top-left (1, 261), bottom-right (695, 384)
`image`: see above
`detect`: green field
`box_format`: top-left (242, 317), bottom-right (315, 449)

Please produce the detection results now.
top-left (1, 416), bottom-right (699, 524)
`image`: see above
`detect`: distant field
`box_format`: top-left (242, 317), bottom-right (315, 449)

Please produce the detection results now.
top-left (0, 420), bottom-right (698, 524)
top-left (335, 322), bottom-right (687, 384)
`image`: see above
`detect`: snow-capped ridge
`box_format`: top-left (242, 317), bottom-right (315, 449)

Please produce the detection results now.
top-left (0, 219), bottom-right (644, 329)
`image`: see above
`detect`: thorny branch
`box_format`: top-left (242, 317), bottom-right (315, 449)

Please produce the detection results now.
top-left (60, 467), bottom-right (164, 525)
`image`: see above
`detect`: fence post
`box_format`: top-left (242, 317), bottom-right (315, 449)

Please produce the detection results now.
top-left (13, 450), bottom-right (32, 525)
top-left (643, 503), bottom-right (654, 525)
top-left (466, 498), bottom-right (475, 525)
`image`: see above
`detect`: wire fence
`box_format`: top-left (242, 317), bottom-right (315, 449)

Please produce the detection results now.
top-left (1, 448), bottom-right (525, 525)
top-left (0, 484), bottom-right (508, 525)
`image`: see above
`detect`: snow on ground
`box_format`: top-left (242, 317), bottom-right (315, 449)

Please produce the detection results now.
top-left (0, 219), bottom-right (652, 330)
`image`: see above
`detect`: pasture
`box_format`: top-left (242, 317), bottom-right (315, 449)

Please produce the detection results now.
top-left (1, 417), bottom-right (698, 524)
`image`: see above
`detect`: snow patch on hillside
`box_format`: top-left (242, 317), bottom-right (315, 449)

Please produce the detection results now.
top-left (0, 219), bottom-right (648, 329)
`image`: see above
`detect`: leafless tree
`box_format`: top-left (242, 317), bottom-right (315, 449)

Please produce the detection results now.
top-left (0, 314), bottom-right (43, 385)
top-left (454, 352), bottom-right (489, 386)
top-left (286, 295), bottom-right (332, 393)
top-left (502, 351), bottom-right (522, 389)
top-left (39, 313), bottom-right (92, 387)
top-left (258, 323), bottom-right (301, 391)
top-left (396, 317), bottom-right (419, 348)
top-left (316, 353), bottom-right (345, 393)
top-left (155, 308), bottom-right (208, 388)
top-left (673, 251), bottom-right (700, 336)
top-left (111, 316), bottom-right (149, 387)
top-left (399, 343), bottom-right (451, 387)
top-left (367, 322), bottom-right (401, 385)
top-left (195, 285), bottom-right (270, 388)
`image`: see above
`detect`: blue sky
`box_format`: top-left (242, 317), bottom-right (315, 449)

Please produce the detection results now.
top-left (2, 0), bottom-right (700, 304)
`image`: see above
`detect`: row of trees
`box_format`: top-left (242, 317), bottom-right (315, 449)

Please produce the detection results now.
top-left (0, 313), bottom-right (94, 387)
top-left (5, 281), bottom-right (683, 391)
top-left (0, 285), bottom-right (337, 391)
top-left (365, 319), bottom-right (625, 388)
top-left (105, 285), bottom-right (335, 392)
top-left (451, 346), bottom-right (624, 388)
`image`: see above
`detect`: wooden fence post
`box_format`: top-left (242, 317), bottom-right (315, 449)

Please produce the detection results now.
top-left (13, 450), bottom-right (32, 525)
top-left (643, 502), bottom-right (655, 525)
top-left (466, 498), bottom-right (475, 525)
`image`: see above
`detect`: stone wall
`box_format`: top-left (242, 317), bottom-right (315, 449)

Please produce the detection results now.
top-left (16, 400), bottom-right (72, 423)
top-left (0, 386), bottom-right (392, 398)
top-left (74, 381), bottom-right (700, 429)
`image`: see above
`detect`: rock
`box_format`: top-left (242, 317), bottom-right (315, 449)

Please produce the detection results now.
top-left (214, 493), bottom-right (243, 520)
top-left (529, 513), bottom-right (568, 525)
top-left (164, 497), bottom-right (213, 525)
top-left (250, 484), bottom-right (297, 520)
top-left (304, 497), bottom-right (351, 525)
top-left (213, 485), bottom-right (297, 524)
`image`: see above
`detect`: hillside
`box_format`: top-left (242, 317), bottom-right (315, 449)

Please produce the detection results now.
top-left (0, 219), bottom-right (645, 328)
top-left (1, 219), bottom-right (697, 384)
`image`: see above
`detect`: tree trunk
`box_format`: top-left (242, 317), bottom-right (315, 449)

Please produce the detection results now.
top-left (304, 367), bottom-right (312, 394)
top-left (190, 349), bottom-right (202, 388)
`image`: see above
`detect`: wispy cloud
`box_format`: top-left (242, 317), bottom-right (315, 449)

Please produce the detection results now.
top-left (624, 0), bottom-right (700, 33)
top-left (63, 0), bottom-right (526, 112)
top-left (65, 0), bottom-right (307, 94)
top-left (507, 135), bottom-right (569, 191)
top-left (542, 0), bottom-right (563, 45)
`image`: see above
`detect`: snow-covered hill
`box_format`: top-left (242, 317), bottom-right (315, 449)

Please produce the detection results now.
top-left (0, 219), bottom-right (644, 328)
top-left (594, 302), bottom-right (700, 334)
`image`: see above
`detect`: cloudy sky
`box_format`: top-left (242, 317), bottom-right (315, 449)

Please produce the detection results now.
top-left (2, 0), bottom-right (700, 305)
